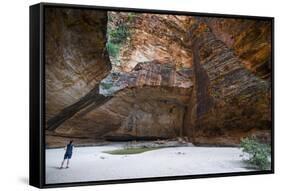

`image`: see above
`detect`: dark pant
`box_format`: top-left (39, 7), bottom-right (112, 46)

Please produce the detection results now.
top-left (64, 153), bottom-right (72, 159)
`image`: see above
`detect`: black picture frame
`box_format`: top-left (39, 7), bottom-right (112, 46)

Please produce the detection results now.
top-left (30, 2), bottom-right (274, 189)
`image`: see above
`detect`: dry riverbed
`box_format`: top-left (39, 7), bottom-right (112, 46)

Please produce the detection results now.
top-left (46, 142), bottom-right (252, 184)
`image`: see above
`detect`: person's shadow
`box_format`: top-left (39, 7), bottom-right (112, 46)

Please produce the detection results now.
top-left (48, 165), bottom-right (61, 170)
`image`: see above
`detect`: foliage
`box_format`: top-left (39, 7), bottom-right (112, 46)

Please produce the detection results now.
top-left (240, 137), bottom-right (271, 170)
top-left (100, 82), bottom-right (113, 90)
top-left (106, 42), bottom-right (120, 58)
top-left (107, 24), bottom-right (129, 58)
top-left (127, 12), bottom-right (136, 22)
top-left (109, 24), bottom-right (130, 44)
top-left (106, 13), bottom-right (136, 58)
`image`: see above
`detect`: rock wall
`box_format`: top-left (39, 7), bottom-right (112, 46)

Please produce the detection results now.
top-left (45, 8), bottom-right (111, 120)
top-left (47, 61), bottom-right (193, 147)
top-left (107, 12), bottom-right (192, 72)
top-left (45, 10), bottom-right (272, 147)
top-left (183, 18), bottom-right (271, 145)
top-left (203, 18), bottom-right (272, 79)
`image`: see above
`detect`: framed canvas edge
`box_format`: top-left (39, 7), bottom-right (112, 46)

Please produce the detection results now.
top-left (29, 2), bottom-right (275, 189)
top-left (30, 3), bottom-right (45, 188)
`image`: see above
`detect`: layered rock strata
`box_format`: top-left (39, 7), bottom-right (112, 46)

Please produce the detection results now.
top-left (45, 8), bottom-right (111, 121)
top-left (45, 10), bottom-right (272, 147)
top-left (47, 61), bottom-right (193, 147)
top-left (203, 18), bottom-right (272, 79)
top-left (183, 19), bottom-right (271, 145)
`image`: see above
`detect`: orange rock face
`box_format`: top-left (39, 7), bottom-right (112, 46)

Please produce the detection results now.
top-left (203, 18), bottom-right (272, 79)
top-left (45, 8), bottom-right (111, 121)
top-left (47, 61), bottom-right (193, 147)
top-left (45, 10), bottom-right (272, 147)
top-left (183, 19), bottom-right (271, 145)
top-left (108, 12), bottom-right (193, 72)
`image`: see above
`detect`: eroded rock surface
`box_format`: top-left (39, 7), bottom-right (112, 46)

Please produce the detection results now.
top-left (183, 19), bottom-right (271, 145)
top-left (107, 12), bottom-right (192, 72)
top-left (45, 8), bottom-right (111, 120)
top-left (203, 18), bottom-right (272, 79)
top-left (45, 10), bottom-right (272, 147)
top-left (47, 61), bottom-right (193, 147)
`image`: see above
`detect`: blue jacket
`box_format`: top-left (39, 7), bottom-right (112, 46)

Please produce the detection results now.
top-left (66, 144), bottom-right (73, 154)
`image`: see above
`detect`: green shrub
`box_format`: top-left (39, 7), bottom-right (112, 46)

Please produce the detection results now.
top-left (106, 42), bottom-right (120, 58)
top-left (107, 25), bottom-right (128, 58)
top-left (107, 15), bottom-right (133, 58)
top-left (127, 12), bottom-right (136, 22)
top-left (100, 82), bottom-right (113, 90)
top-left (240, 137), bottom-right (271, 170)
top-left (109, 24), bottom-right (130, 44)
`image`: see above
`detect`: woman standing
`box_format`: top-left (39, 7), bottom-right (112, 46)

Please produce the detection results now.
top-left (60, 140), bottom-right (74, 169)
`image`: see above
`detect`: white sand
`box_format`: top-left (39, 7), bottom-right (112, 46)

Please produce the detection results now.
top-left (46, 144), bottom-right (251, 184)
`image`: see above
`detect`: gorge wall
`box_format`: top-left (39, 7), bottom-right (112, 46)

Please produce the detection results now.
top-left (183, 18), bottom-right (271, 145)
top-left (45, 8), bottom-right (111, 121)
top-left (45, 8), bottom-right (272, 147)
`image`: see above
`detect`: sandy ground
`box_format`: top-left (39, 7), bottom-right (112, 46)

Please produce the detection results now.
top-left (46, 143), bottom-right (252, 184)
